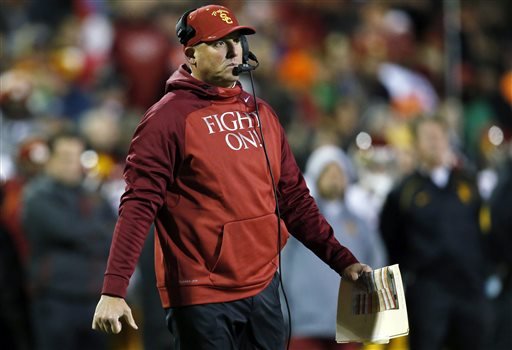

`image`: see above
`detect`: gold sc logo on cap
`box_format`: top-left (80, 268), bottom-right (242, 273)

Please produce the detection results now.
top-left (212, 9), bottom-right (233, 24)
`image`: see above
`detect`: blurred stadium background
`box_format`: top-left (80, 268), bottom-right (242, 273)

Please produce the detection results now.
top-left (1, 1), bottom-right (511, 350)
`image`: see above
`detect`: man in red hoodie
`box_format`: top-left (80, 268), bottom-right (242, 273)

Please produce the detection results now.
top-left (92, 5), bottom-right (370, 349)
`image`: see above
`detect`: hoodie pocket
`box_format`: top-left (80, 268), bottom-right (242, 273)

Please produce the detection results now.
top-left (210, 213), bottom-right (289, 287)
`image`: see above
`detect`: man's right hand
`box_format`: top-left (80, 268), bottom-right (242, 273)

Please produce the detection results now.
top-left (342, 263), bottom-right (372, 281)
top-left (92, 295), bottom-right (138, 334)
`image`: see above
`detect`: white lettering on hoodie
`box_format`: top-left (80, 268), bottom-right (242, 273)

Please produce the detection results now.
top-left (202, 111), bottom-right (262, 151)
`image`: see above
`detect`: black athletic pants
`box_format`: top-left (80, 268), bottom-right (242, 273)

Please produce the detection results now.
top-left (165, 273), bottom-right (285, 350)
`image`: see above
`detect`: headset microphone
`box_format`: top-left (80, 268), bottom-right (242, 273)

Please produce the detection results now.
top-left (233, 36), bottom-right (259, 76)
top-left (236, 32), bottom-right (291, 350)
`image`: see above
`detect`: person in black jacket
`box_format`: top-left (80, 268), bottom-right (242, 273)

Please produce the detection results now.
top-left (22, 131), bottom-right (115, 350)
top-left (379, 116), bottom-right (491, 350)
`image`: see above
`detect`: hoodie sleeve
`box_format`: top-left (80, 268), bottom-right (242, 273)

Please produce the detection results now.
top-left (102, 101), bottom-right (184, 298)
top-left (276, 126), bottom-right (358, 275)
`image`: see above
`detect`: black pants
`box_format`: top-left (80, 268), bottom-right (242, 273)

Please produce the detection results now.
top-left (166, 274), bottom-right (285, 350)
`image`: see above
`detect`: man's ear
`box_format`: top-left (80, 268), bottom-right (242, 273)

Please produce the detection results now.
top-left (184, 47), bottom-right (196, 65)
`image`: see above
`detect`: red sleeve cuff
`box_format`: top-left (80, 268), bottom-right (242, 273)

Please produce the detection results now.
top-left (101, 274), bottom-right (130, 298)
top-left (333, 253), bottom-right (359, 276)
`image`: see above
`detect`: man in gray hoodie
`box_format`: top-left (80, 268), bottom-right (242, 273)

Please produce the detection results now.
top-left (282, 144), bottom-right (387, 350)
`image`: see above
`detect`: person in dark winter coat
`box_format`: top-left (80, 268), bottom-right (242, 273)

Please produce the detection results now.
top-left (22, 131), bottom-right (115, 350)
top-left (379, 116), bottom-right (491, 350)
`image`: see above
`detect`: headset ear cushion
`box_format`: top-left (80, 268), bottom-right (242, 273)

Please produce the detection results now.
top-left (176, 9), bottom-right (196, 45)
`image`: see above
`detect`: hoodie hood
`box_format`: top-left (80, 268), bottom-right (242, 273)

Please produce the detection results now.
top-left (165, 64), bottom-right (243, 100)
top-left (304, 145), bottom-right (356, 199)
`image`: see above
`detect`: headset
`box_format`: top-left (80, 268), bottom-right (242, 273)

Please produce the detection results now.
top-left (233, 45), bottom-right (292, 350)
top-left (176, 8), bottom-right (291, 350)
top-left (237, 35), bottom-right (292, 350)
top-left (176, 8), bottom-right (259, 75)
top-left (175, 8), bottom-right (196, 45)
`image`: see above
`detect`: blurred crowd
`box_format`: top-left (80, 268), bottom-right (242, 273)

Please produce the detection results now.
top-left (1, 0), bottom-right (511, 350)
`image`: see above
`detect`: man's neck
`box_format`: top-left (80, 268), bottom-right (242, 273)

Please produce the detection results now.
top-left (189, 72), bottom-right (237, 89)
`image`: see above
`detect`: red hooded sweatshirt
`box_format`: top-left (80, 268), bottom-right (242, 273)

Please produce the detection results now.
top-left (102, 65), bottom-right (358, 307)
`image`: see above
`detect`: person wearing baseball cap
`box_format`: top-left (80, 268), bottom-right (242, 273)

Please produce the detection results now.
top-left (176, 5), bottom-right (255, 47)
top-left (92, 4), bottom-right (370, 349)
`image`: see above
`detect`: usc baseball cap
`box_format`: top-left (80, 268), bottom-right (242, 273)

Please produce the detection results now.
top-left (177, 5), bottom-right (256, 47)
